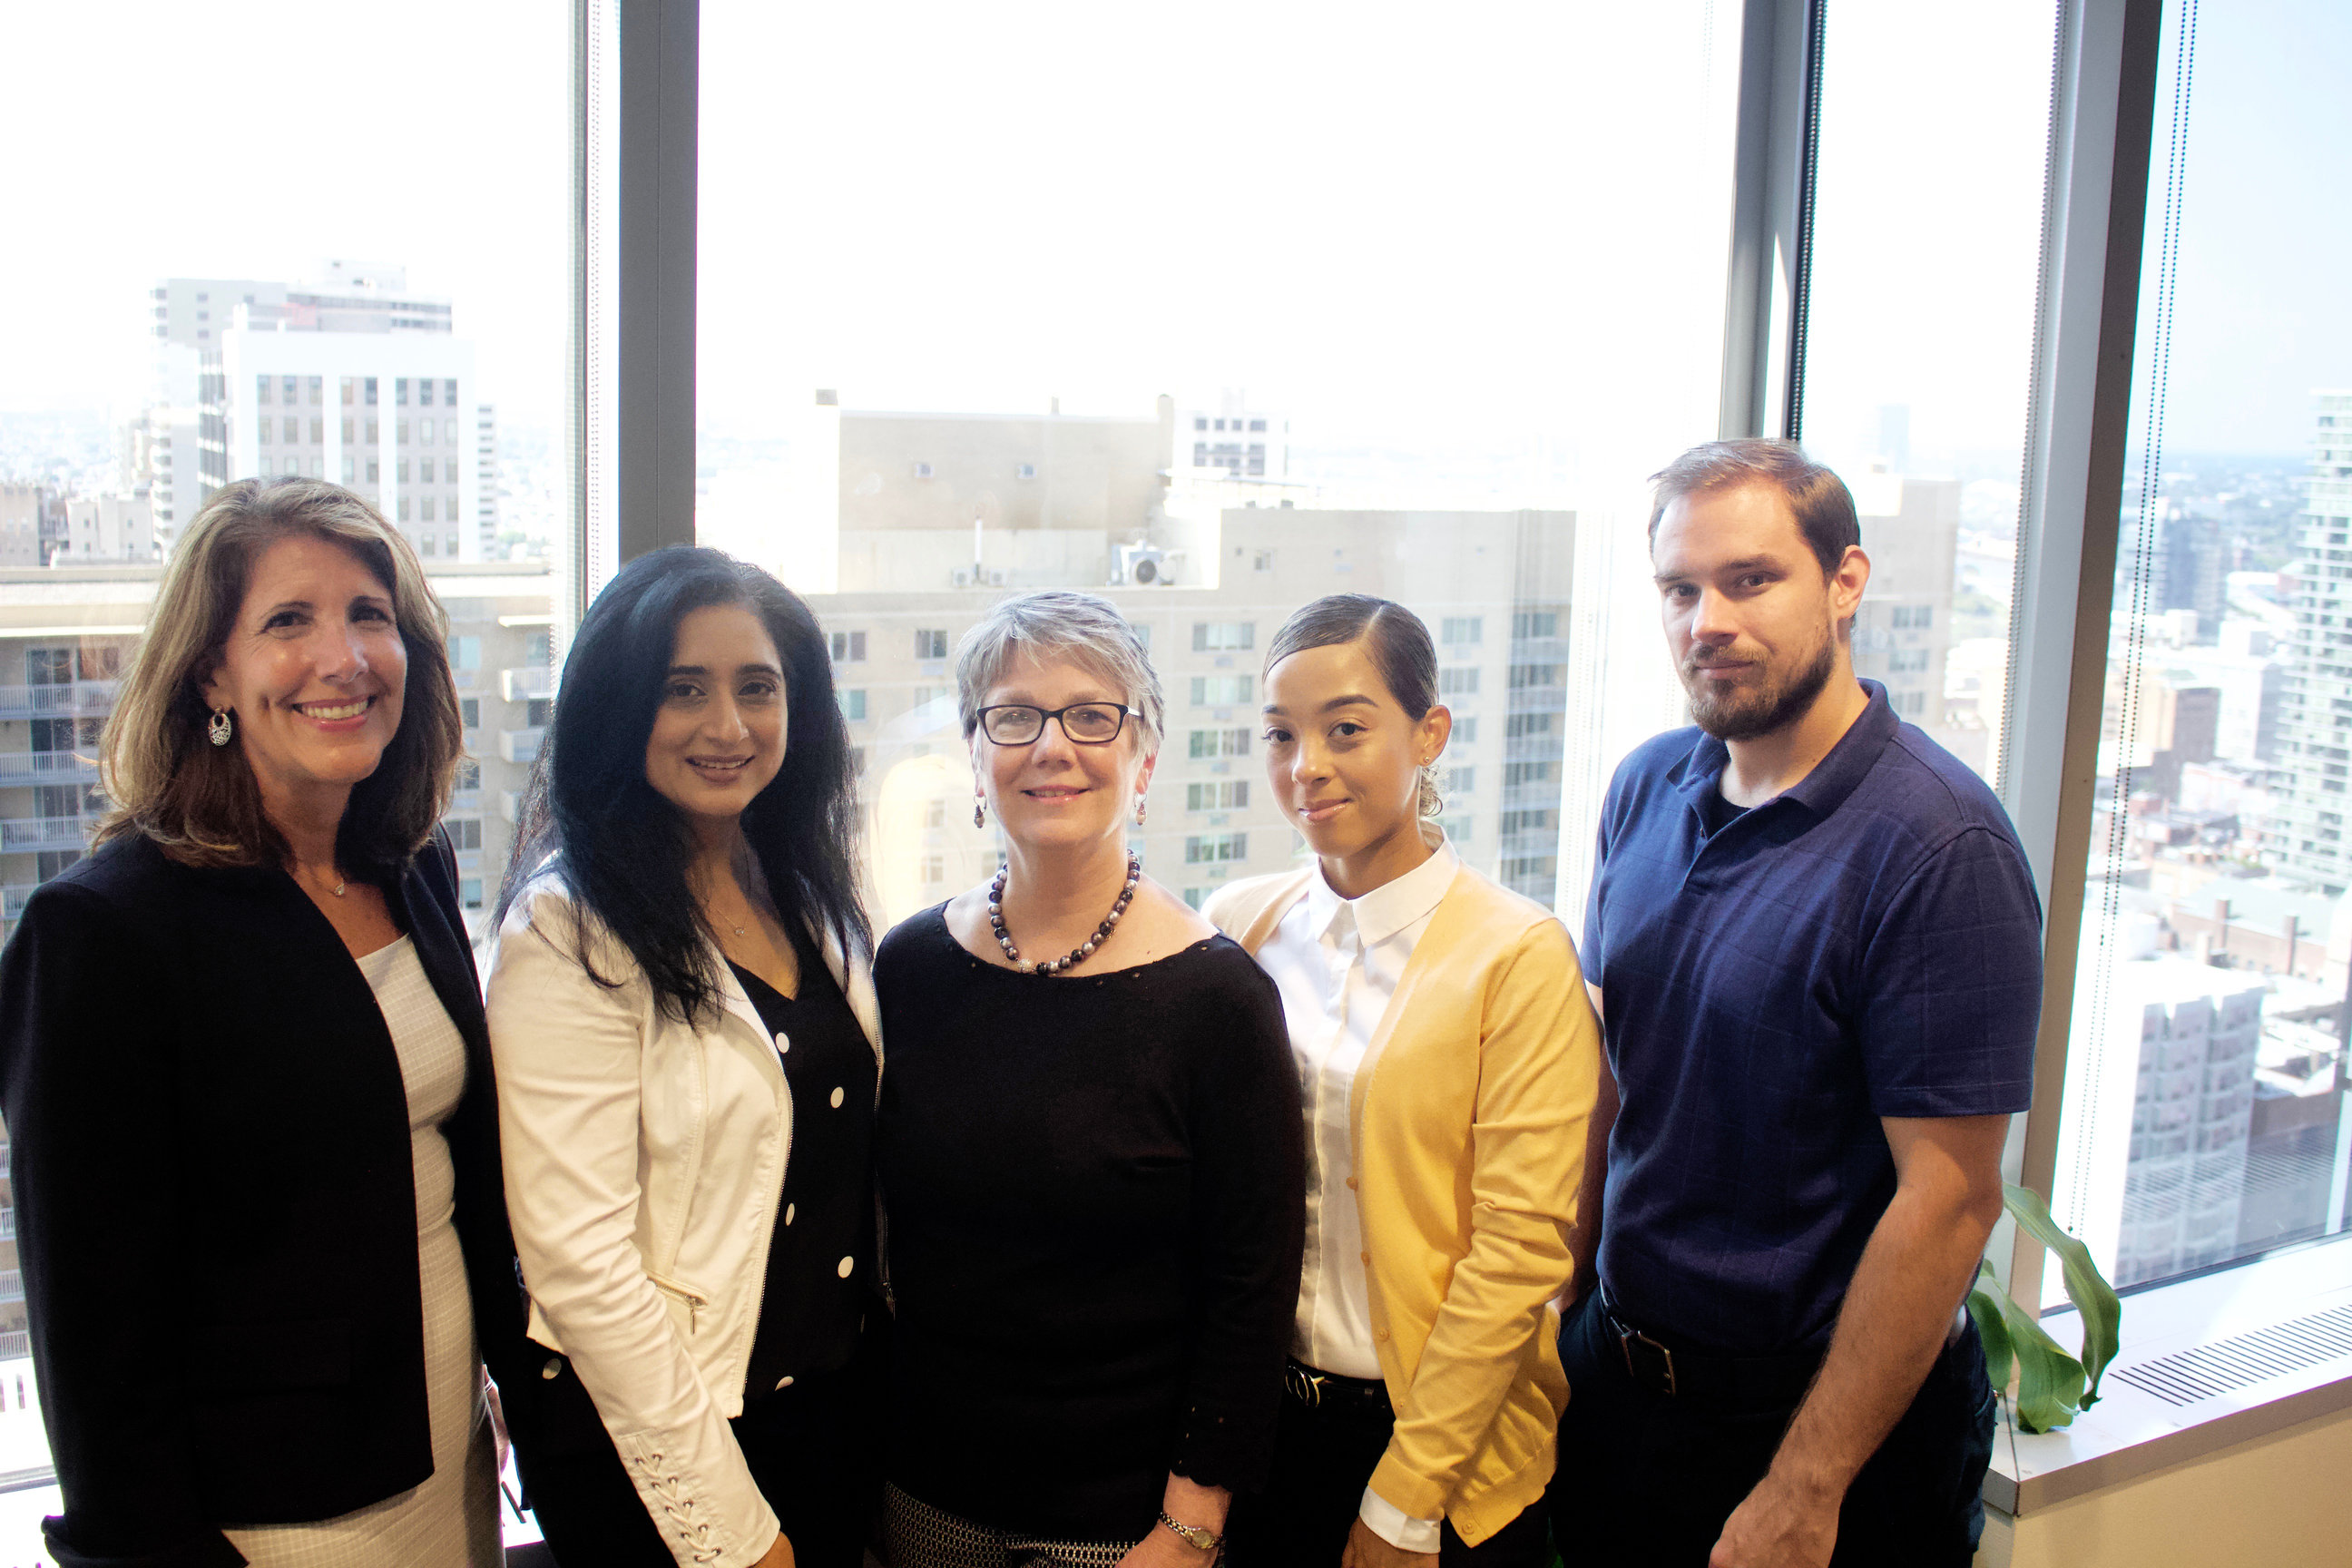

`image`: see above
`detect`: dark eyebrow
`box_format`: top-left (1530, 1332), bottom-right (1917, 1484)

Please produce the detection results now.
top-left (667, 662), bottom-right (785, 678)
top-left (1653, 554), bottom-right (1784, 584)
top-left (1260, 694), bottom-right (1380, 717)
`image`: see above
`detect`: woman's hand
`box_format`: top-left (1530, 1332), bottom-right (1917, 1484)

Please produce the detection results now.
top-left (751, 1527), bottom-right (797, 1568)
top-left (482, 1367), bottom-right (510, 1475)
top-left (1114, 1474), bottom-right (1229, 1568)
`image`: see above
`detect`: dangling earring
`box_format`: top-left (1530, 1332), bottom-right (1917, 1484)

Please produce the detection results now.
top-left (1134, 794), bottom-right (1147, 828)
top-left (208, 708), bottom-right (234, 747)
top-left (974, 798), bottom-right (986, 829)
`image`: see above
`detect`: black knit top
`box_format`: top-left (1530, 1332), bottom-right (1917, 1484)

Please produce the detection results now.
top-left (874, 906), bottom-right (1305, 1541)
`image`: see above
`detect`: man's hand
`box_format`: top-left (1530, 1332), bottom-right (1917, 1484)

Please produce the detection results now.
top-left (1340, 1516), bottom-right (1439, 1568)
top-left (1113, 1526), bottom-right (1216, 1568)
top-left (750, 1528), bottom-right (796, 1568)
top-left (1709, 1474), bottom-right (1837, 1568)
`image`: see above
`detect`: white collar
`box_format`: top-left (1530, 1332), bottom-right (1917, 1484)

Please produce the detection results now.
top-left (1301, 825), bottom-right (1459, 948)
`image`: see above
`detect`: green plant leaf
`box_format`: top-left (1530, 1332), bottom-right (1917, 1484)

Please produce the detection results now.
top-left (2003, 1181), bottom-right (2122, 1405)
top-left (1989, 1272), bottom-right (2089, 1433)
top-left (1966, 1259), bottom-right (2017, 1398)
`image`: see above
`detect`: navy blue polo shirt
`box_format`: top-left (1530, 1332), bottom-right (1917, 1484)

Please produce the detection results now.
top-left (1583, 681), bottom-right (2041, 1356)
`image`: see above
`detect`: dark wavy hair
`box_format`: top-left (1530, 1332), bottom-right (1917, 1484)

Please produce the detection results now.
top-left (497, 546), bottom-right (867, 1025)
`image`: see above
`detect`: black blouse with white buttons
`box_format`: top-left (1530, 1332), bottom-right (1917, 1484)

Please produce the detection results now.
top-left (730, 920), bottom-right (876, 1400)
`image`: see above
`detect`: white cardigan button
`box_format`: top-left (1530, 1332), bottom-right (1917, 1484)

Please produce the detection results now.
top-left (829, 1086), bottom-right (845, 1109)
top-left (776, 1375), bottom-right (794, 1389)
top-left (785, 1202), bottom-right (796, 1226)
top-left (541, 1357), bottom-right (562, 1380)
top-left (775, 1032), bottom-right (789, 1053)
top-left (837, 1256), bottom-right (855, 1279)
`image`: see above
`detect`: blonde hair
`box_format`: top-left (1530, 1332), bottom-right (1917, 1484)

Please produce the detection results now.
top-left (96, 477), bottom-right (463, 875)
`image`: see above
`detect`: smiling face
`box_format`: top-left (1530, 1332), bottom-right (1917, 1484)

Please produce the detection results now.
top-left (642, 603), bottom-right (789, 830)
top-left (201, 532), bottom-right (407, 818)
top-left (1261, 637), bottom-right (1449, 887)
top-left (1652, 482), bottom-right (1867, 741)
top-left (972, 650), bottom-right (1154, 852)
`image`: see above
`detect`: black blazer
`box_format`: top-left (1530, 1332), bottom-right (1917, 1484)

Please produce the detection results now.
top-left (0, 831), bottom-right (531, 1568)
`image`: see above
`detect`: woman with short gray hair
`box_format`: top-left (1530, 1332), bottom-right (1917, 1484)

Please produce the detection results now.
top-left (873, 589), bottom-right (1305, 1567)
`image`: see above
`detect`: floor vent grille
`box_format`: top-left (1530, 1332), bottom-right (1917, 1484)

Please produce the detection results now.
top-left (2111, 1303), bottom-right (2352, 1406)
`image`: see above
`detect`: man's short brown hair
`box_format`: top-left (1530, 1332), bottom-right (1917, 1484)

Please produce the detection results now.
top-left (1647, 438), bottom-right (1860, 576)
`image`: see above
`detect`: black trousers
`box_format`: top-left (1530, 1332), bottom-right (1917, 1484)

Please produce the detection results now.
top-left (1544, 1292), bottom-right (1994, 1568)
top-left (510, 1349), bottom-right (880, 1568)
top-left (1224, 1365), bottom-right (1552, 1568)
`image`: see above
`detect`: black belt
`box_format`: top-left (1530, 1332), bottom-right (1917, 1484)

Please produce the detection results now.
top-left (1282, 1357), bottom-right (1392, 1417)
top-left (1592, 1290), bottom-right (1826, 1406)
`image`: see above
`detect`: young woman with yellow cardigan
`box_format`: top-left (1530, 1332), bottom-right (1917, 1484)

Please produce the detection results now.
top-left (1209, 596), bottom-right (1604, 1568)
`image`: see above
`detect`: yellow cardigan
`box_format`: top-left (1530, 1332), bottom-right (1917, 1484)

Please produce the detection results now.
top-left (1205, 858), bottom-right (1602, 1546)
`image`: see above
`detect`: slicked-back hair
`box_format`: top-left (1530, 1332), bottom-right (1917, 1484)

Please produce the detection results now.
top-left (497, 546), bottom-right (868, 1027)
top-left (1263, 593), bottom-right (1445, 818)
top-left (1647, 437), bottom-right (1860, 576)
top-left (955, 590), bottom-right (1164, 756)
top-left (96, 476), bottom-right (461, 879)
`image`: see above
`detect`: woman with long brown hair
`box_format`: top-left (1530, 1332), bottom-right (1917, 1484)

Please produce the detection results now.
top-left (0, 477), bottom-right (526, 1568)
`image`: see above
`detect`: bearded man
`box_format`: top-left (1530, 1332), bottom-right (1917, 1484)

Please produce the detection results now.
top-left (1546, 439), bottom-right (2043, 1568)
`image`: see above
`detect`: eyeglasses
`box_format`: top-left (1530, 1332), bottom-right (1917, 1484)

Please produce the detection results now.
top-left (975, 702), bottom-right (1132, 746)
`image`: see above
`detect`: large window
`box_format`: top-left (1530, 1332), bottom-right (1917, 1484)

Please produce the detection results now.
top-left (0, 0), bottom-right (570, 1549)
top-left (2048, 0), bottom-right (2352, 1303)
top-left (699, 2), bottom-right (1747, 926)
top-left (1798, 2), bottom-right (2061, 789)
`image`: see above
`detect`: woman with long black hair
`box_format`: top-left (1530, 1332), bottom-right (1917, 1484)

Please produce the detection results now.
top-left (485, 546), bottom-right (879, 1568)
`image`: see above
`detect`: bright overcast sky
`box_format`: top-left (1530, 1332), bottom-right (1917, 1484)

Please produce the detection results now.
top-left (1, 0), bottom-right (2341, 468)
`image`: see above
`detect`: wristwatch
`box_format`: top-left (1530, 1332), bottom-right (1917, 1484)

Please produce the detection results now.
top-left (1156, 1510), bottom-right (1224, 1554)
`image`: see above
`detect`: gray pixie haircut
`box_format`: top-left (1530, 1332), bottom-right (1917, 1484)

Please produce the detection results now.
top-left (956, 589), bottom-right (1165, 754)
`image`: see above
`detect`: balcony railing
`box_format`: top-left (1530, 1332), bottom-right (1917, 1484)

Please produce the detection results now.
top-left (0, 751), bottom-right (103, 788)
top-left (0, 1329), bottom-right (24, 1361)
top-left (0, 682), bottom-right (120, 721)
top-left (1, 885), bottom-right (34, 920)
top-left (499, 729), bottom-right (544, 765)
top-left (0, 1271), bottom-right (20, 1304)
top-left (0, 817), bottom-right (95, 855)
top-left (501, 667), bottom-right (553, 702)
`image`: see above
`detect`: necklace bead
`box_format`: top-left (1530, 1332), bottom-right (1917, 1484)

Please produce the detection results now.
top-left (990, 853), bottom-right (1140, 976)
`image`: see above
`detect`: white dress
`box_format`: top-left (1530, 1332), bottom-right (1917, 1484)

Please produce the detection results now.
top-left (223, 936), bottom-right (502, 1568)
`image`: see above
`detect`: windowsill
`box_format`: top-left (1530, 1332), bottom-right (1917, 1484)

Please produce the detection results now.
top-left (1986, 1238), bottom-right (2352, 1513)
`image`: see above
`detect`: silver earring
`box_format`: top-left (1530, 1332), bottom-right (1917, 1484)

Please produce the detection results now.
top-left (1134, 796), bottom-right (1147, 827)
top-left (208, 708), bottom-right (234, 747)
top-left (974, 799), bottom-right (986, 829)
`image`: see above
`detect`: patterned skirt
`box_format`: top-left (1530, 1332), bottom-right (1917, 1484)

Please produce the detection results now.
top-left (881, 1481), bottom-right (1142, 1568)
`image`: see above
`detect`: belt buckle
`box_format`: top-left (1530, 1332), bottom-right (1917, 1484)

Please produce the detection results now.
top-left (1618, 1325), bottom-right (1679, 1396)
top-left (1284, 1363), bottom-right (1328, 1408)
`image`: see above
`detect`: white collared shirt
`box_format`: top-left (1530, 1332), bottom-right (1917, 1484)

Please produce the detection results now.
top-left (1255, 834), bottom-right (1459, 1552)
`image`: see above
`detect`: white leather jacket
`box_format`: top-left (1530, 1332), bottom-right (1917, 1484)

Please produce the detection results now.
top-left (485, 876), bottom-right (882, 1568)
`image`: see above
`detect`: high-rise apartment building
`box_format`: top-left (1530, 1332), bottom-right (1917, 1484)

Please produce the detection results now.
top-left (1844, 473), bottom-right (1962, 754)
top-left (797, 395), bottom-right (1574, 923)
top-left (2058, 943), bottom-right (2266, 1289)
top-left (135, 266), bottom-right (493, 563)
top-left (2269, 391), bottom-right (2352, 894)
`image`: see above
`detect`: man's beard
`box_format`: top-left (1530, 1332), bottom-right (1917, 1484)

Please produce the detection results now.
top-left (1681, 627), bottom-right (1837, 742)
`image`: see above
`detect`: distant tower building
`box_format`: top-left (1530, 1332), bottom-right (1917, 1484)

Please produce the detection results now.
top-left (2269, 391), bottom-right (2352, 893)
top-left (1176, 392), bottom-right (1290, 488)
top-left (136, 266), bottom-right (481, 562)
top-left (475, 404), bottom-right (501, 557)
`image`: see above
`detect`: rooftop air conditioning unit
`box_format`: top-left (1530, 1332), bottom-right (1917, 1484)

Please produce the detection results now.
top-left (951, 567), bottom-right (974, 588)
top-left (1115, 544), bottom-right (1170, 586)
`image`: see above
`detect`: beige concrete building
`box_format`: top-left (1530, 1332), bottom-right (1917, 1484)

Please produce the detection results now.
top-left (809, 504), bottom-right (1573, 927)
